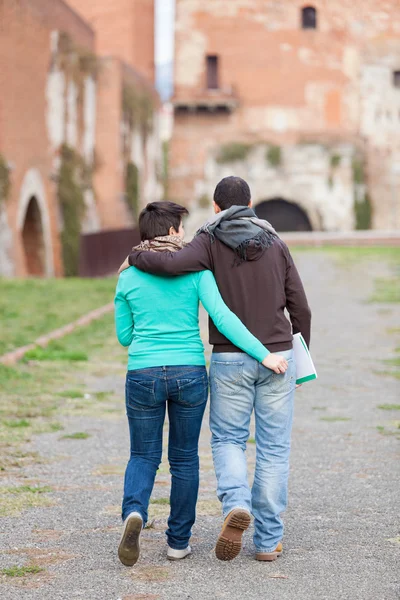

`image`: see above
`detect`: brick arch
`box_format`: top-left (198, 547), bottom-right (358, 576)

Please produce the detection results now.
top-left (17, 168), bottom-right (54, 276)
top-left (255, 198), bottom-right (313, 232)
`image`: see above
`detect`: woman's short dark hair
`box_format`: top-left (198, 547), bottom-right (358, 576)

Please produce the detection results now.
top-left (213, 176), bottom-right (251, 210)
top-left (138, 201), bottom-right (189, 241)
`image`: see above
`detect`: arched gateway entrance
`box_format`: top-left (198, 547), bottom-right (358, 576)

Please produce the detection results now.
top-left (255, 198), bottom-right (312, 232)
top-left (22, 196), bottom-right (46, 276)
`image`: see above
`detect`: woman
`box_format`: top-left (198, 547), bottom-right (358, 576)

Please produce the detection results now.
top-left (114, 201), bottom-right (288, 566)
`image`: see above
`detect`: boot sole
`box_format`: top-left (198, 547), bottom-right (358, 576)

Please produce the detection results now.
top-left (118, 515), bottom-right (142, 566)
top-left (256, 550), bottom-right (282, 561)
top-left (215, 509), bottom-right (251, 561)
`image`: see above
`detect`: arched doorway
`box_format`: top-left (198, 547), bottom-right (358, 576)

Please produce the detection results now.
top-left (21, 196), bottom-right (46, 276)
top-left (255, 198), bottom-right (312, 232)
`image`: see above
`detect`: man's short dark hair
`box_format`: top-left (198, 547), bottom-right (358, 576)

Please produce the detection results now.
top-left (213, 176), bottom-right (251, 210)
top-left (138, 201), bottom-right (189, 241)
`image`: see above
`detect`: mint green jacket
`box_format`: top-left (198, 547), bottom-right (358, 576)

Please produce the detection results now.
top-left (115, 267), bottom-right (269, 370)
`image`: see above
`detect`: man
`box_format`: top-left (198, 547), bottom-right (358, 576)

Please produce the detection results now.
top-left (119, 176), bottom-right (311, 562)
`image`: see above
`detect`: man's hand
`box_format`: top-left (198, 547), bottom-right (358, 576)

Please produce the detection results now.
top-left (118, 256), bottom-right (130, 274)
top-left (262, 353), bottom-right (288, 374)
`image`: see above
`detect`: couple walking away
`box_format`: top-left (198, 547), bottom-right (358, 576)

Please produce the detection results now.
top-left (114, 176), bottom-right (311, 566)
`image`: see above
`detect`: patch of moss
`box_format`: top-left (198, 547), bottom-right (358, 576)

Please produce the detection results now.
top-left (0, 154), bottom-right (10, 203)
top-left (352, 157), bottom-right (372, 230)
top-left (122, 84), bottom-right (154, 138)
top-left (58, 145), bottom-right (86, 276)
top-left (266, 145), bottom-right (282, 167)
top-left (125, 162), bottom-right (140, 220)
top-left (355, 192), bottom-right (372, 230)
top-left (198, 194), bottom-right (211, 209)
top-left (216, 142), bottom-right (252, 164)
top-left (162, 141), bottom-right (169, 199)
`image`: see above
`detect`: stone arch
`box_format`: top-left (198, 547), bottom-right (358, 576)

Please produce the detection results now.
top-left (17, 168), bottom-right (54, 276)
top-left (255, 198), bottom-right (312, 232)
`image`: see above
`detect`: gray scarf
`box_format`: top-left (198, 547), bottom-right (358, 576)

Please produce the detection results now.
top-left (196, 206), bottom-right (278, 263)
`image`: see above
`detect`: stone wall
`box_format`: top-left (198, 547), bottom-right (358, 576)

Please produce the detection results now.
top-left (0, 0), bottom-right (161, 276)
top-left (171, 0), bottom-right (400, 231)
top-left (0, 0), bottom-right (96, 276)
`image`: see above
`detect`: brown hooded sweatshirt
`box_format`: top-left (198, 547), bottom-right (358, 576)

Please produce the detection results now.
top-left (128, 232), bottom-right (311, 354)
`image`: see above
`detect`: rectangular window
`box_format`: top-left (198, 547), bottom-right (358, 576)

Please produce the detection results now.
top-left (393, 71), bottom-right (400, 88)
top-left (206, 55), bottom-right (219, 90)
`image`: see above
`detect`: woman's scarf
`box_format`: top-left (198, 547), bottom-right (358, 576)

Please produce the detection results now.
top-left (196, 205), bottom-right (278, 263)
top-left (133, 235), bottom-right (186, 253)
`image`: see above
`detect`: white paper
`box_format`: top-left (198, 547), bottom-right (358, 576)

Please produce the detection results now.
top-left (292, 332), bottom-right (317, 384)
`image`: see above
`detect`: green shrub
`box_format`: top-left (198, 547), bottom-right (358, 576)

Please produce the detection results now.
top-left (352, 158), bottom-right (364, 184)
top-left (122, 84), bottom-right (154, 137)
top-left (266, 145), bottom-right (282, 167)
top-left (198, 194), bottom-right (211, 209)
top-left (0, 154), bottom-right (10, 203)
top-left (58, 145), bottom-right (86, 276)
top-left (216, 142), bottom-right (251, 164)
top-left (355, 193), bottom-right (372, 230)
top-left (330, 154), bottom-right (341, 168)
top-left (125, 162), bottom-right (140, 220)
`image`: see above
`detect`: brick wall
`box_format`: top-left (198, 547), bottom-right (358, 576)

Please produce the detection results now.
top-left (170, 0), bottom-right (400, 231)
top-left (0, 0), bottom-right (95, 276)
top-left (67, 0), bottom-right (155, 82)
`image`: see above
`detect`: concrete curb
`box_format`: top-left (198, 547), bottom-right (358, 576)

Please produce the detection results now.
top-left (0, 302), bottom-right (114, 366)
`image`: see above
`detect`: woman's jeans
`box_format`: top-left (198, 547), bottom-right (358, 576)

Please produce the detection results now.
top-left (122, 365), bottom-right (208, 550)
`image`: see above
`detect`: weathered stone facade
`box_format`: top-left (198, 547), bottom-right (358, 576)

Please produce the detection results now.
top-left (171, 0), bottom-right (400, 232)
top-left (0, 0), bottom-right (160, 277)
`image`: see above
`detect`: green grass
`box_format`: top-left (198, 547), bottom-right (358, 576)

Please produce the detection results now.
top-left (2, 419), bottom-right (30, 428)
top-left (0, 485), bottom-right (54, 517)
top-left (24, 343), bottom-right (88, 362)
top-left (291, 246), bottom-right (400, 263)
top-left (0, 313), bottom-right (117, 466)
top-left (248, 437), bottom-right (256, 444)
top-left (377, 404), bottom-right (400, 411)
top-left (320, 416), bottom-right (351, 422)
top-left (150, 497), bottom-right (170, 505)
top-left (4, 485), bottom-right (52, 494)
top-left (61, 432), bottom-right (90, 440)
top-left (370, 278), bottom-right (400, 303)
top-left (57, 390), bottom-right (85, 399)
top-left (1, 564), bottom-right (44, 577)
top-left (0, 277), bottom-right (116, 355)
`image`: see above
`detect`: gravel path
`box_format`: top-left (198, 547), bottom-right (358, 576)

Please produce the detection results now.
top-left (1, 252), bottom-right (399, 600)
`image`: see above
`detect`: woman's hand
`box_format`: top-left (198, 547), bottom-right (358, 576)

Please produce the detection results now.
top-left (262, 353), bottom-right (288, 374)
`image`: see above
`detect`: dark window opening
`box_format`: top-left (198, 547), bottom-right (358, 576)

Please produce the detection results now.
top-left (206, 55), bottom-right (219, 90)
top-left (393, 71), bottom-right (400, 88)
top-left (22, 196), bottom-right (46, 276)
top-left (301, 6), bottom-right (317, 29)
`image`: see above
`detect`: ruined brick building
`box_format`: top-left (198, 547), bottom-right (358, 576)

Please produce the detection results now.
top-left (170, 0), bottom-right (400, 233)
top-left (0, 0), bottom-right (160, 277)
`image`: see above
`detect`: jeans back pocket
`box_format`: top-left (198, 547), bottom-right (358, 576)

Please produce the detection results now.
top-left (176, 374), bottom-right (208, 407)
top-left (126, 375), bottom-right (156, 410)
top-left (211, 361), bottom-right (244, 394)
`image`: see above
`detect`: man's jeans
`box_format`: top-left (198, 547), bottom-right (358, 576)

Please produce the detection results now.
top-left (210, 351), bottom-right (295, 553)
top-left (123, 365), bottom-right (208, 550)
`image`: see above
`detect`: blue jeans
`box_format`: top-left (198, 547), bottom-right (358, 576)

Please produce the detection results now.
top-left (122, 365), bottom-right (208, 550)
top-left (210, 351), bottom-right (295, 553)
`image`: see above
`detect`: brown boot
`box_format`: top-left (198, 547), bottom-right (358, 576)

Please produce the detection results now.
top-left (255, 542), bottom-right (283, 561)
top-left (215, 508), bottom-right (251, 561)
